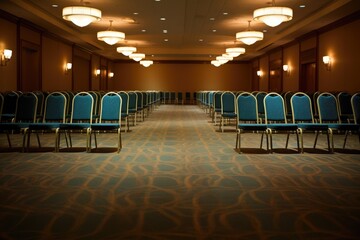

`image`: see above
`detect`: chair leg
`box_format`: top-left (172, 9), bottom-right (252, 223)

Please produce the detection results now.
top-left (260, 132), bottom-right (264, 149)
top-left (86, 128), bottom-right (91, 152)
top-left (117, 128), bottom-right (122, 153)
top-left (36, 132), bottom-right (41, 147)
top-left (326, 129), bottom-right (332, 153)
top-left (6, 133), bottom-right (12, 148)
top-left (313, 131), bottom-right (319, 148)
top-left (343, 130), bottom-right (349, 149)
top-left (21, 128), bottom-right (28, 153)
top-left (55, 129), bottom-right (59, 152)
top-left (297, 129), bottom-right (303, 153)
top-left (267, 129), bottom-right (273, 153)
top-left (285, 133), bottom-right (290, 149)
top-left (329, 128), bottom-right (334, 153)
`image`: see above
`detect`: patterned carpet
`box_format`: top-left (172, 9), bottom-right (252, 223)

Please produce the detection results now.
top-left (1, 105), bottom-right (360, 239)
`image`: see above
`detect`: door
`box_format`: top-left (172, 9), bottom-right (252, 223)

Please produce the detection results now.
top-left (300, 63), bottom-right (317, 93)
top-left (20, 41), bottom-right (41, 91)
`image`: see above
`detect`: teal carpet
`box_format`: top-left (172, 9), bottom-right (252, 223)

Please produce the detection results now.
top-left (1, 105), bottom-right (360, 239)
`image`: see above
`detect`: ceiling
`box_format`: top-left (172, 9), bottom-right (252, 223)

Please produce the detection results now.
top-left (1, 0), bottom-right (359, 62)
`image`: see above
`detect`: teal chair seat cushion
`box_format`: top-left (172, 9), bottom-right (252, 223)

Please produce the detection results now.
top-left (91, 123), bottom-right (120, 130)
top-left (267, 123), bottom-right (298, 131)
top-left (59, 123), bottom-right (91, 130)
top-left (296, 123), bottom-right (329, 131)
top-left (238, 123), bottom-right (267, 131)
top-left (28, 122), bottom-right (62, 130)
top-left (327, 123), bottom-right (360, 131)
top-left (0, 123), bottom-right (30, 131)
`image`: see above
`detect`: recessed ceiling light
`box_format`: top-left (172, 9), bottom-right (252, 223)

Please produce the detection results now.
top-left (199, 39), bottom-right (203, 42)
top-left (164, 39), bottom-right (168, 42)
top-left (155, 0), bottom-right (161, 2)
top-left (212, 29), bottom-right (217, 32)
top-left (263, 29), bottom-right (267, 33)
top-left (163, 29), bottom-right (167, 33)
top-left (223, 12), bottom-right (228, 15)
top-left (299, 5), bottom-right (306, 8)
top-left (209, 17), bottom-right (215, 21)
top-left (52, 4), bottom-right (58, 8)
top-left (142, 29), bottom-right (146, 32)
top-left (160, 17), bottom-right (166, 21)
top-left (133, 12), bottom-right (139, 15)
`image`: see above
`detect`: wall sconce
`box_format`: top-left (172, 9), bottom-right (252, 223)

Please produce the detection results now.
top-left (108, 72), bottom-right (114, 78)
top-left (1, 49), bottom-right (12, 66)
top-left (95, 69), bottom-right (100, 76)
top-left (283, 64), bottom-right (290, 74)
top-left (322, 56), bottom-right (331, 71)
top-left (65, 62), bottom-right (72, 74)
top-left (256, 70), bottom-right (262, 77)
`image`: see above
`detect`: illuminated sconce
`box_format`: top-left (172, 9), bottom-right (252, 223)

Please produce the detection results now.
top-left (283, 64), bottom-right (290, 74)
top-left (1, 49), bottom-right (12, 66)
top-left (95, 69), bottom-right (100, 76)
top-left (322, 56), bottom-right (331, 71)
top-left (108, 72), bottom-right (114, 78)
top-left (65, 62), bottom-right (72, 74)
top-left (257, 70), bottom-right (262, 77)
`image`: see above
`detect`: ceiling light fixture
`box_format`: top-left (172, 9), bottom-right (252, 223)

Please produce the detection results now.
top-left (140, 60), bottom-right (153, 67)
top-left (216, 56), bottom-right (229, 64)
top-left (129, 53), bottom-right (145, 62)
top-left (97, 20), bottom-right (125, 45)
top-left (226, 47), bottom-right (246, 57)
top-left (253, 0), bottom-right (293, 27)
top-left (117, 46), bottom-right (137, 56)
top-left (211, 60), bottom-right (222, 67)
top-left (62, 1), bottom-right (101, 27)
top-left (222, 53), bottom-right (233, 61)
top-left (236, 21), bottom-right (264, 45)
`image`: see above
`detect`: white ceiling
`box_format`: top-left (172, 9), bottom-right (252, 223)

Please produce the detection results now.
top-left (1, 0), bottom-right (359, 61)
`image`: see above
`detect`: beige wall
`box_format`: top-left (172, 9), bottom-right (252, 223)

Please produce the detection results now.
top-left (0, 18), bottom-right (17, 91)
top-left (318, 19), bottom-right (360, 93)
top-left (283, 43), bottom-right (300, 91)
top-left (112, 62), bottom-right (252, 92)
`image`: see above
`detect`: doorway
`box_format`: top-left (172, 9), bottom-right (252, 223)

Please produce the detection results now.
top-left (300, 63), bottom-right (317, 93)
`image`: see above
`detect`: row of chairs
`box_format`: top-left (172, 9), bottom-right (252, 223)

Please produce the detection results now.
top-left (198, 91), bottom-right (360, 153)
top-left (197, 90), bottom-right (356, 127)
top-left (160, 92), bottom-right (195, 105)
top-left (0, 90), bottom-right (161, 152)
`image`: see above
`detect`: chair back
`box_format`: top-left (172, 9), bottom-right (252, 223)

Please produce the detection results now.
top-left (99, 92), bottom-right (122, 123)
top-left (284, 91), bottom-right (294, 116)
top-left (255, 92), bottom-right (266, 115)
top-left (128, 91), bottom-right (137, 112)
top-left (213, 92), bottom-right (222, 111)
top-left (236, 92), bottom-right (259, 123)
top-left (33, 91), bottom-right (45, 118)
top-left (43, 92), bottom-right (67, 123)
top-left (351, 93), bottom-right (360, 124)
top-left (221, 91), bottom-right (236, 114)
top-left (135, 91), bottom-right (143, 109)
top-left (337, 92), bottom-right (353, 121)
top-left (264, 92), bottom-right (287, 124)
top-left (290, 92), bottom-right (314, 123)
top-left (89, 91), bottom-right (100, 116)
top-left (2, 91), bottom-right (19, 119)
top-left (15, 92), bottom-right (38, 123)
top-left (70, 92), bottom-right (94, 123)
top-left (317, 92), bottom-right (340, 123)
top-left (118, 91), bottom-right (129, 115)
